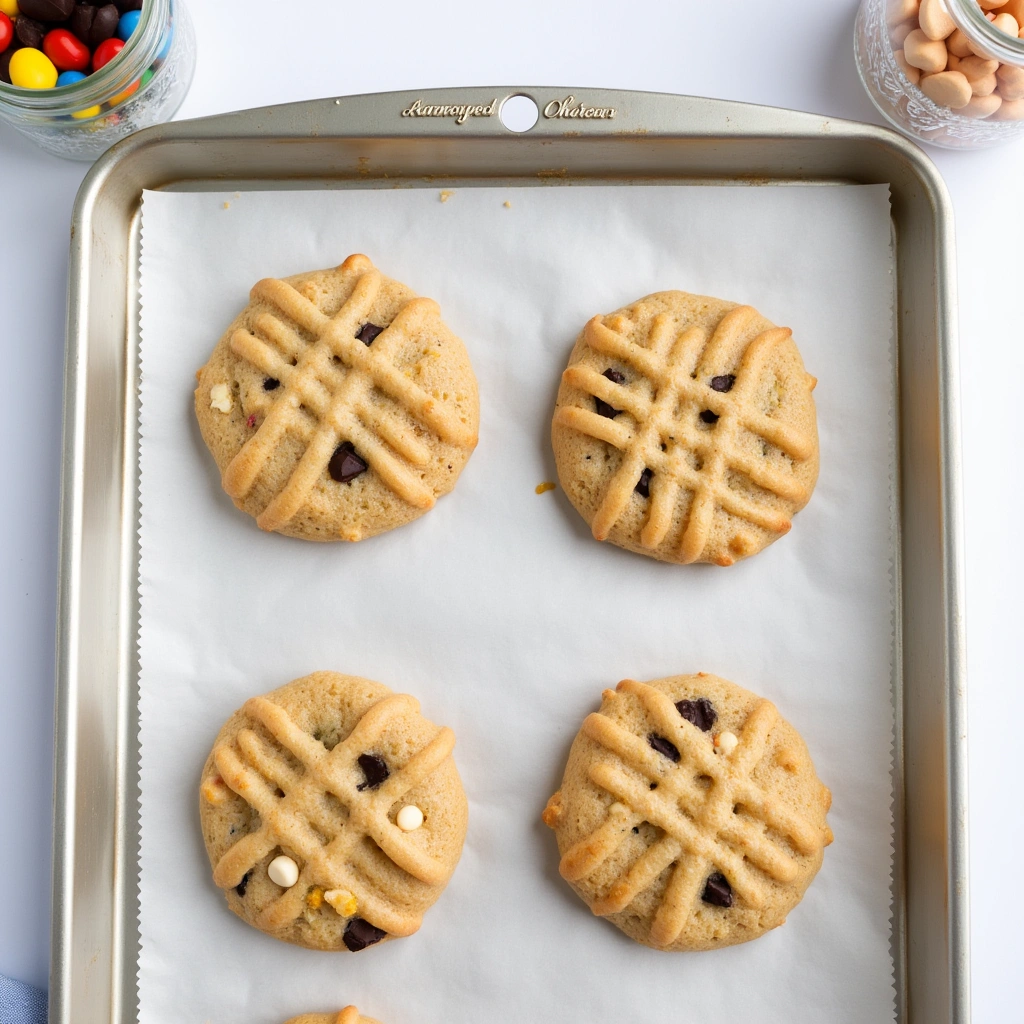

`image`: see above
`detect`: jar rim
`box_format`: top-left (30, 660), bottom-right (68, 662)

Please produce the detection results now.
top-left (0, 0), bottom-right (170, 113)
top-left (946, 0), bottom-right (1024, 66)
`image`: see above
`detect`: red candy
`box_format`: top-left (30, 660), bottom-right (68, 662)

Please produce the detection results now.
top-left (0, 13), bottom-right (13, 55)
top-left (44, 29), bottom-right (90, 72)
top-left (91, 35), bottom-right (123, 72)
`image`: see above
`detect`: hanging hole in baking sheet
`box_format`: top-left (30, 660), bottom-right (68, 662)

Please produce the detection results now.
top-left (500, 94), bottom-right (538, 133)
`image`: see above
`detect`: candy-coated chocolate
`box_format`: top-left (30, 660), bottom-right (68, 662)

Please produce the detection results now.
top-left (14, 15), bottom-right (44, 49)
top-left (17, 0), bottom-right (74, 22)
top-left (140, 66), bottom-right (152, 87)
top-left (68, 5), bottom-right (95, 45)
top-left (116, 8), bottom-right (139, 40)
top-left (91, 34), bottom-right (122, 71)
top-left (108, 76), bottom-right (137, 105)
top-left (0, 0), bottom-right (19, 20)
top-left (9, 45), bottom-right (57, 88)
top-left (0, 13), bottom-right (12, 54)
top-left (156, 24), bottom-right (171, 61)
top-left (43, 28), bottom-right (89, 71)
top-left (55, 68), bottom-right (85, 86)
top-left (71, 103), bottom-right (100, 119)
top-left (87, 3), bottom-right (118, 47)
top-left (0, 47), bottom-right (16, 84)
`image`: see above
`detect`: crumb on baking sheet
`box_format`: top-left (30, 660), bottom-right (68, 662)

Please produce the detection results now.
top-left (504, 200), bottom-right (512, 208)
top-left (536, 481), bottom-right (557, 495)
top-left (440, 189), bottom-right (455, 203)
top-left (222, 202), bottom-right (230, 210)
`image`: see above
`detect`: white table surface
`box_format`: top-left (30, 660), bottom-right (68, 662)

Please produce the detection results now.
top-left (0, 1), bottom-right (1017, 1019)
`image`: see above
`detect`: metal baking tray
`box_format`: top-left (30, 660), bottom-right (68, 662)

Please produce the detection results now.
top-left (52, 87), bottom-right (968, 1023)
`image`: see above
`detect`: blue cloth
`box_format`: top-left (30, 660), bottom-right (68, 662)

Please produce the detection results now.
top-left (0, 974), bottom-right (46, 1024)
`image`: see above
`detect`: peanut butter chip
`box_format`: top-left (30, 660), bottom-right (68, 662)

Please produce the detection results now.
top-left (324, 888), bottom-right (359, 917)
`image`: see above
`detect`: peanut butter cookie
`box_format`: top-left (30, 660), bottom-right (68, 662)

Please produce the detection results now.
top-left (200, 671), bottom-right (468, 952)
top-left (551, 293), bottom-right (818, 565)
top-left (543, 672), bottom-right (832, 951)
top-left (195, 255), bottom-right (479, 542)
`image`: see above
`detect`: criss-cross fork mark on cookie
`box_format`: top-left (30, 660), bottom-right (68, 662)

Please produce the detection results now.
top-left (222, 255), bottom-right (477, 533)
top-left (211, 693), bottom-right (456, 938)
top-left (554, 304), bottom-right (816, 563)
top-left (556, 680), bottom-right (822, 948)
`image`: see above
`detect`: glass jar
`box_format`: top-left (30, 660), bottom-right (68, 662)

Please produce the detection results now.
top-left (855, 0), bottom-right (1024, 148)
top-left (0, 0), bottom-right (195, 161)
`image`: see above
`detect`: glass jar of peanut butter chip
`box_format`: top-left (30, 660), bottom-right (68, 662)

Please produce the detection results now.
top-left (856, 0), bottom-right (1024, 148)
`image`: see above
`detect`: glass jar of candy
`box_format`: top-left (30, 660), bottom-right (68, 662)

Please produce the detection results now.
top-left (855, 0), bottom-right (1024, 148)
top-left (0, 0), bottom-right (195, 161)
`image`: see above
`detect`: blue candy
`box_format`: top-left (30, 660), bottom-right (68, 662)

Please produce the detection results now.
top-left (156, 24), bottom-right (173, 62)
top-left (117, 10), bottom-right (142, 41)
top-left (56, 70), bottom-right (87, 87)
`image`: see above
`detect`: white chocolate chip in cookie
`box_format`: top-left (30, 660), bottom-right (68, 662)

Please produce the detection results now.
top-left (715, 731), bottom-right (739, 756)
top-left (267, 854), bottom-right (299, 888)
top-left (396, 805), bottom-right (425, 832)
top-left (324, 888), bottom-right (359, 917)
top-left (210, 382), bottom-right (233, 413)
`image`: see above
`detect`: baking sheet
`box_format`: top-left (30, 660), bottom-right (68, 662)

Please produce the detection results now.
top-left (137, 183), bottom-right (897, 1024)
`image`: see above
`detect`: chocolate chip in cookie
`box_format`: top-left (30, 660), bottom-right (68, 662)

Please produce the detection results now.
top-left (676, 697), bottom-right (717, 732)
top-left (356, 753), bottom-right (389, 791)
top-left (647, 733), bottom-right (681, 762)
top-left (594, 368), bottom-right (626, 418)
top-left (328, 442), bottom-right (368, 484)
top-left (701, 872), bottom-right (734, 908)
top-left (356, 322), bottom-right (385, 346)
top-left (343, 917), bottom-right (387, 952)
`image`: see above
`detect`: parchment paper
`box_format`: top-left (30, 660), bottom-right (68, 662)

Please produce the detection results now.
top-left (138, 183), bottom-right (897, 1024)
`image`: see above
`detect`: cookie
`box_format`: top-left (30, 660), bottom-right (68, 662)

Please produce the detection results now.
top-left (199, 671), bottom-right (468, 952)
top-left (195, 254), bottom-right (480, 542)
top-left (551, 293), bottom-right (818, 565)
top-left (284, 1010), bottom-right (381, 1024)
top-left (542, 672), bottom-right (832, 951)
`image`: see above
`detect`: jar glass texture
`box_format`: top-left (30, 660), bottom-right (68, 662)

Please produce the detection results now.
top-left (0, 0), bottom-right (195, 161)
top-left (855, 0), bottom-right (1024, 148)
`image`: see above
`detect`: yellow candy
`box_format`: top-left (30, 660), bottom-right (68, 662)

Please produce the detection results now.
top-left (71, 105), bottom-right (101, 120)
top-left (9, 48), bottom-right (58, 90)
top-left (0, 0), bottom-right (19, 18)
